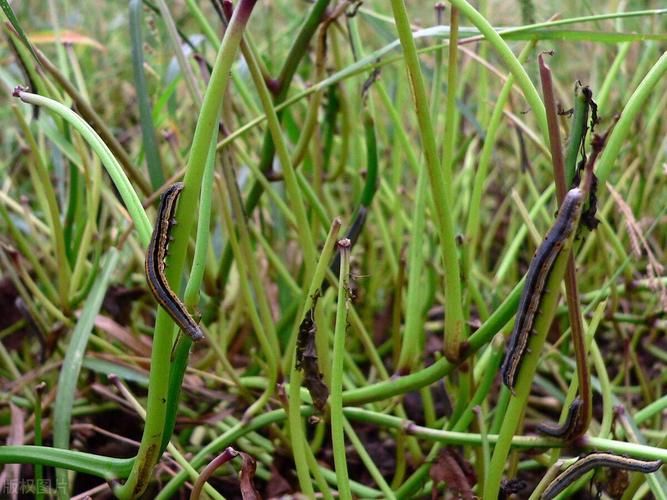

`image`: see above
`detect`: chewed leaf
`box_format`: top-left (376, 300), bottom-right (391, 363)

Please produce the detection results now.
top-left (295, 303), bottom-right (329, 412)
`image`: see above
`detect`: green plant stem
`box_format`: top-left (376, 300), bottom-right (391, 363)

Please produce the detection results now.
top-left (395, 151), bottom-right (428, 372)
top-left (129, 0), bottom-right (164, 189)
top-left (115, 2), bottom-right (257, 497)
top-left (239, 37), bottom-right (317, 280)
top-left (213, 11), bottom-right (666, 159)
top-left (342, 408), bottom-right (667, 460)
top-left (214, 0), bottom-right (331, 291)
top-left (67, 154), bottom-right (102, 301)
top-left (343, 417), bottom-right (396, 499)
top-left (290, 4), bottom-right (341, 169)
top-left (596, 51), bottom-right (667, 184)
top-left (442, 6), bottom-right (459, 204)
top-left (377, 71), bottom-right (430, 371)
top-left (447, 0), bottom-right (548, 140)
top-left (395, 3), bottom-right (441, 374)
top-left (396, 334), bottom-right (506, 499)
top-left (155, 0), bottom-right (202, 104)
top-left (218, 160), bottom-right (278, 419)
top-left (343, 273), bottom-right (521, 405)
top-left (160, 140), bottom-right (218, 455)
top-left (183, 143), bottom-right (216, 312)
top-left (495, 186), bottom-right (553, 282)
top-left (112, 375), bottom-right (224, 500)
top-left (53, 250), bottom-right (120, 498)
top-left (464, 42), bottom-right (534, 278)
top-left (563, 83), bottom-right (590, 186)
top-left (184, 0), bottom-right (219, 47)
top-left (484, 214), bottom-right (582, 498)
top-left (0, 201), bottom-right (56, 300)
top-left (11, 105), bottom-right (71, 307)
top-left (330, 240), bottom-right (352, 500)
top-left (287, 218), bottom-right (341, 496)
top-left (0, 446), bottom-right (134, 479)
top-left (596, 42), bottom-right (632, 110)
top-left (390, 0), bottom-right (465, 361)
top-left (14, 91), bottom-right (152, 246)
top-left (33, 385), bottom-right (45, 500)
top-left (5, 401), bottom-right (666, 491)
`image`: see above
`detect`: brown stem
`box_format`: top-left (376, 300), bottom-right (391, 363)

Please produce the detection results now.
top-left (540, 51), bottom-right (591, 438)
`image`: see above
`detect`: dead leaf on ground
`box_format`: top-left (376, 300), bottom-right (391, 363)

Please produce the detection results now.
top-left (429, 448), bottom-right (476, 500)
top-left (239, 451), bottom-right (261, 500)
